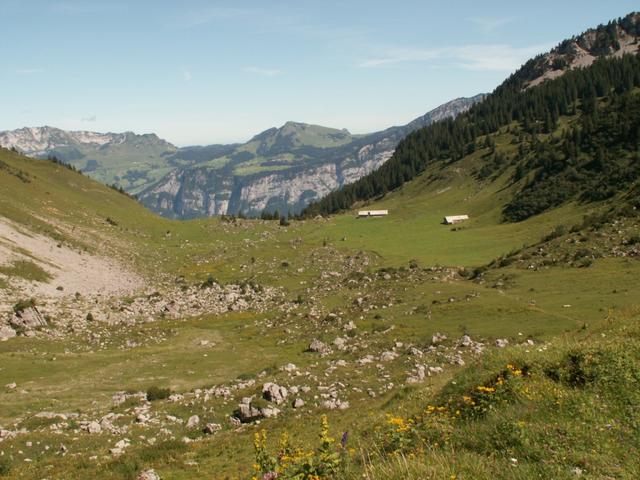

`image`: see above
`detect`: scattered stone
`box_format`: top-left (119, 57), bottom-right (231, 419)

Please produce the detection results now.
top-left (333, 337), bottom-right (348, 350)
top-left (495, 338), bottom-right (509, 348)
top-left (203, 423), bottom-right (221, 435)
top-left (432, 332), bottom-right (447, 344)
top-left (293, 398), bottom-right (305, 409)
top-left (308, 339), bottom-right (330, 355)
top-left (186, 415), bottom-right (200, 429)
top-left (281, 363), bottom-right (297, 373)
top-left (379, 351), bottom-right (398, 362)
top-left (137, 469), bottom-right (161, 480)
top-left (80, 421), bottom-right (101, 434)
top-left (0, 324), bottom-right (16, 341)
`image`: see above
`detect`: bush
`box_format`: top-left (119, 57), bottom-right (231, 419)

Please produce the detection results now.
top-left (13, 298), bottom-right (36, 314)
top-left (200, 275), bottom-right (217, 289)
top-left (0, 456), bottom-right (11, 475)
top-left (146, 386), bottom-right (171, 401)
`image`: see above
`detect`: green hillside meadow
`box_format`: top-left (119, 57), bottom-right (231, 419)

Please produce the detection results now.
top-left (1, 14), bottom-right (640, 480)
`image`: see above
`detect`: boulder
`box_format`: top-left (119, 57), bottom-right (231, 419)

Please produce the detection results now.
top-left (9, 306), bottom-right (47, 332)
top-left (237, 399), bottom-right (263, 423)
top-left (80, 421), bottom-right (102, 434)
top-left (308, 339), bottom-right (330, 355)
top-left (262, 382), bottom-right (288, 405)
top-left (186, 415), bottom-right (200, 429)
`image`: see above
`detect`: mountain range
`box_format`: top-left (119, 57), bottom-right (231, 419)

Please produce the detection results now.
top-left (0, 95), bottom-right (484, 218)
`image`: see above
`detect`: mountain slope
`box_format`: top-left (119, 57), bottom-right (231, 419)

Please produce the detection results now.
top-left (304, 12), bottom-right (640, 219)
top-left (139, 94), bottom-right (485, 218)
top-left (0, 126), bottom-right (179, 194)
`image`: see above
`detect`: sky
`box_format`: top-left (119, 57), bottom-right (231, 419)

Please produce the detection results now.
top-left (1, 0), bottom-right (637, 146)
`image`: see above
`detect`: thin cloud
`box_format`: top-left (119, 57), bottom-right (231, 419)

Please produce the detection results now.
top-left (51, 2), bottom-right (123, 15)
top-left (178, 7), bottom-right (252, 28)
top-left (15, 68), bottom-right (43, 74)
top-left (243, 66), bottom-right (283, 77)
top-left (183, 70), bottom-right (193, 82)
top-left (469, 16), bottom-right (515, 34)
top-left (357, 43), bottom-right (550, 72)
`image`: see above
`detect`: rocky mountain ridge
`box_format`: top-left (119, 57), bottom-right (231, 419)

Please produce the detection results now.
top-left (0, 95), bottom-right (484, 217)
top-left (140, 94), bottom-right (486, 217)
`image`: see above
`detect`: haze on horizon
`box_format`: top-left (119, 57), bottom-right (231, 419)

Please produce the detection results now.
top-left (1, 0), bottom-right (637, 146)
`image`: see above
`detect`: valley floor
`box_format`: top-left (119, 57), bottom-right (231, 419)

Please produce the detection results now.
top-left (1, 149), bottom-right (639, 479)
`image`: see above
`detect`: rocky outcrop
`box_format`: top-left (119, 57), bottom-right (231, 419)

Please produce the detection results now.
top-left (9, 306), bottom-right (47, 334)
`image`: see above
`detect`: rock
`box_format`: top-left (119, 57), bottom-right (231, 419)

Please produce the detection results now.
top-left (9, 306), bottom-right (47, 332)
top-left (281, 363), bottom-right (297, 373)
top-left (495, 338), bottom-right (509, 348)
top-left (262, 383), bottom-right (288, 405)
top-left (261, 407), bottom-right (280, 418)
top-left (333, 337), bottom-right (348, 350)
top-left (459, 335), bottom-right (473, 347)
top-left (322, 399), bottom-right (349, 410)
top-left (343, 321), bottom-right (357, 331)
top-left (237, 402), bottom-right (263, 423)
top-left (431, 332), bottom-right (447, 344)
top-left (203, 423), bottom-right (221, 434)
top-left (137, 469), bottom-right (161, 480)
top-left (109, 438), bottom-right (130, 456)
top-left (228, 416), bottom-right (242, 427)
top-left (0, 324), bottom-right (16, 341)
top-left (308, 339), bottom-right (330, 355)
top-left (428, 366), bottom-right (444, 375)
top-left (358, 355), bottom-right (375, 365)
top-left (293, 398), bottom-right (305, 409)
top-left (186, 415), bottom-right (200, 429)
top-left (5, 382), bottom-right (17, 390)
top-left (80, 421), bottom-right (102, 434)
top-left (379, 351), bottom-right (398, 362)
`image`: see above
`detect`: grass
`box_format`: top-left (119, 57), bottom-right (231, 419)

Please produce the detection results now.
top-left (0, 260), bottom-right (52, 283)
top-left (0, 135), bottom-right (639, 479)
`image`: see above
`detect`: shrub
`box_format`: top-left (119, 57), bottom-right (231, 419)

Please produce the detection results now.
top-left (200, 275), bottom-right (217, 289)
top-left (0, 456), bottom-right (11, 475)
top-left (146, 386), bottom-right (171, 401)
top-left (13, 298), bottom-right (36, 314)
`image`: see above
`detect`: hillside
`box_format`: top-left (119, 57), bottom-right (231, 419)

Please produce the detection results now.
top-left (1, 11), bottom-right (640, 480)
top-left (304, 12), bottom-right (640, 219)
top-left (0, 127), bottom-right (178, 194)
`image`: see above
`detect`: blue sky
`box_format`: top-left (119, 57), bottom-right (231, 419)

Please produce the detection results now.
top-left (1, 1), bottom-right (637, 145)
